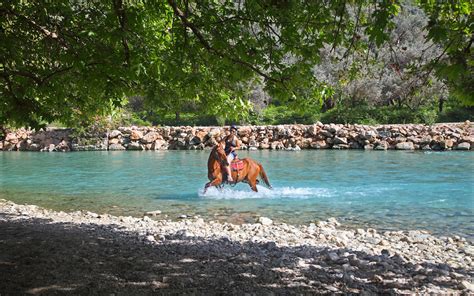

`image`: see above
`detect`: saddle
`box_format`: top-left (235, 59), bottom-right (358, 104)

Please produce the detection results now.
top-left (231, 159), bottom-right (244, 171)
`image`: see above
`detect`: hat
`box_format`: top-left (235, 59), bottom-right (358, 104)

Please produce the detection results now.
top-left (230, 125), bottom-right (238, 131)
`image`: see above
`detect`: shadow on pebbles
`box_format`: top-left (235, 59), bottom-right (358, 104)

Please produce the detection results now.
top-left (0, 199), bottom-right (473, 295)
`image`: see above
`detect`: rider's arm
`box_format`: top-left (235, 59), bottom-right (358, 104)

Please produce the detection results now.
top-left (235, 135), bottom-right (241, 150)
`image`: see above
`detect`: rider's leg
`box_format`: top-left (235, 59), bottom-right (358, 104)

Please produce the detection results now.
top-left (226, 165), bottom-right (233, 182)
top-left (226, 153), bottom-right (234, 182)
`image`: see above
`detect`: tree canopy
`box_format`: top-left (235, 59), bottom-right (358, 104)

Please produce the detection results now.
top-left (1, 0), bottom-right (472, 128)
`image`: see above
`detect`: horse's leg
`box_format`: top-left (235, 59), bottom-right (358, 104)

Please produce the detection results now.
top-left (203, 177), bottom-right (223, 193)
top-left (203, 182), bottom-right (211, 193)
top-left (248, 179), bottom-right (258, 192)
top-left (246, 171), bottom-right (259, 192)
top-left (247, 162), bottom-right (262, 192)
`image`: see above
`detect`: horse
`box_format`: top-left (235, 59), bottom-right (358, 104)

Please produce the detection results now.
top-left (203, 143), bottom-right (272, 193)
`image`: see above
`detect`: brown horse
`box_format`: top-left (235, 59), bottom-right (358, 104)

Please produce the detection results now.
top-left (204, 143), bottom-right (272, 193)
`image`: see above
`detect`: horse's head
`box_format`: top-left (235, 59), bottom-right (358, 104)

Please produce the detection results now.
top-left (213, 142), bottom-right (229, 166)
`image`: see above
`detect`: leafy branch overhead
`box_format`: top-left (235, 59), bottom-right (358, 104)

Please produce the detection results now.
top-left (0, 0), bottom-right (472, 128)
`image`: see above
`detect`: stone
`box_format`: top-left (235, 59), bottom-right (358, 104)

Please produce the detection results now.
top-left (146, 235), bottom-right (156, 242)
top-left (374, 141), bottom-right (388, 150)
top-left (27, 143), bottom-right (41, 151)
top-left (152, 140), bottom-right (168, 150)
top-left (127, 141), bottom-right (144, 150)
top-left (146, 210), bottom-right (162, 216)
top-left (188, 136), bottom-right (201, 145)
top-left (395, 142), bottom-right (414, 150)
top-left (319, 130), bottom-right (333, 138)
top-left (208, 128), bottom-right (221, 138)
top-left (109, 138), bottom-right (121, 145)
top-left (141, 132), bottom-right (161, 143)
top-left (455, 142), bottom-right (470, 150)
top-left (332, 144), bottom-right (349, 149)
top-left (327, 217), bottom-right (340, 226)
top-left (258, 217), bottom-right (273, 225)
top-left (349, 141), bottom-right (362, 149)
top-left (109, 143), bottom-right (126, 150)
top-left (311, 140), bottom-right (329, 149)
top-left (270, 141), bottom-right (284, 150)
top-left (47, 144), bottom-right (56, 152)
top-left (109, 130), bottom-right (122, 138)
top-left (460, 280), bottom-right (474, 292)
top-left (237, 126), bottom-right (252, 137)
top-left (327, 252), bottom-right (339, 261)
top-left (333, 136), bottom-right (347, 145)
top-left (130, 130), bottom-right (143, 141)
top-left (363, 130), bottom-right (377, 141)
top-left (307, 124), bottom-right (319, 136)
top-left (56, 140), bottom-right (70, 152)
top-left (5, 133), bottom-right (19, 144)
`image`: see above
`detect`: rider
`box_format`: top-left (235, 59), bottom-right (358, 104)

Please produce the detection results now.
top-left (224, 125), bottom-right (240, 182)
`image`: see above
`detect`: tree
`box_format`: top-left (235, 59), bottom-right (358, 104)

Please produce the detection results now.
top-left (0, 0), bottom-right (471, 128)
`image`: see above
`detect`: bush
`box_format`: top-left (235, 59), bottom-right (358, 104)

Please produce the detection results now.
top-left (250, 105), bottom-right (321, 125)
top-left (437, 106), bottom-right (474, 123)
top-left (320, 105), bottom-right (442, 125)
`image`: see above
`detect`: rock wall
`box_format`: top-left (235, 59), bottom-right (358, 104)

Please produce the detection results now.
top-left (1, 122), bottom-right (472, 152)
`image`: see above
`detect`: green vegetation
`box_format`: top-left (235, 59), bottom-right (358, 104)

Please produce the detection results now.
top-left (1, 1), bottom-right (472, 129)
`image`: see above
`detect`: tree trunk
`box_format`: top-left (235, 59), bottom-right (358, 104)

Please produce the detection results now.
top-left (438, 98), bottom-right (444, 113)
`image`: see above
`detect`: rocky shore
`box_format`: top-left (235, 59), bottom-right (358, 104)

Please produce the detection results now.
top-left (1, 121), bottom-right (472, 152)
top-left (1, 199), bottom-right (472, 294)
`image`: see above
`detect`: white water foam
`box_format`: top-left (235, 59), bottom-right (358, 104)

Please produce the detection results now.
top-left (198, 186), bottom-right (333, 200)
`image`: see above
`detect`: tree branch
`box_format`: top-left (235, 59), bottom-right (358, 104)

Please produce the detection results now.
top-left (166, 0), bottom-right (287, 83)
top-left (113, 0), bottom-right (130, 66)
top-left (5, 8), bottom-right (69, 49)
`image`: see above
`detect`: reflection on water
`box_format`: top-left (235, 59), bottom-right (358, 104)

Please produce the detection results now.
top-left (0, 150), bottom-right (473, 238)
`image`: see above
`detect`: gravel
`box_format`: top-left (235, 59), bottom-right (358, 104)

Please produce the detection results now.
top-left (0, 199), bottom-right (472, 295)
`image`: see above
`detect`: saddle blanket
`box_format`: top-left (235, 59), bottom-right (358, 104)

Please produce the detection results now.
top-left (231, 160), bottom-right (244, 171)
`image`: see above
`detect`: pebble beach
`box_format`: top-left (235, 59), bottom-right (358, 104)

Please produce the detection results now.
top-left (0, 199), bottom-right (473, 294)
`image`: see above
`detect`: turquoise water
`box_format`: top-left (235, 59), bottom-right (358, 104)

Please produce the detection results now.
top-left (1, 150), bottom-right (473, 238)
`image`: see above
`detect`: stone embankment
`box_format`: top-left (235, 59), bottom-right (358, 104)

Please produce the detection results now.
top-left (1, 121), bottom-right (472, 152)
top-left (0, 199), bottom-right (473, 294)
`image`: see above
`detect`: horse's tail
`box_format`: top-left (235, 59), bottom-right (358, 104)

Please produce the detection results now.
top-left (258, 163), bottom-right (272, 189)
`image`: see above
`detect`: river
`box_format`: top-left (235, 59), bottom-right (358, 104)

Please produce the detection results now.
top-left (1, 150), bottom-right (473, 238)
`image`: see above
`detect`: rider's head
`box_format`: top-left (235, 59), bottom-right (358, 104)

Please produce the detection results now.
top-left (230, 125), bottom-right (238, 133)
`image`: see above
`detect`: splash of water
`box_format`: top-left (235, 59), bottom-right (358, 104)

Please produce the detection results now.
top-left (198, 186), bottom-right (333, 200)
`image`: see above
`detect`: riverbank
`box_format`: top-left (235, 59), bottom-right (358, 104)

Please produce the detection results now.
top-left (1, 199), bottom-right (472, 294)
top-left (1, 121), bottom-right (472, 152)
